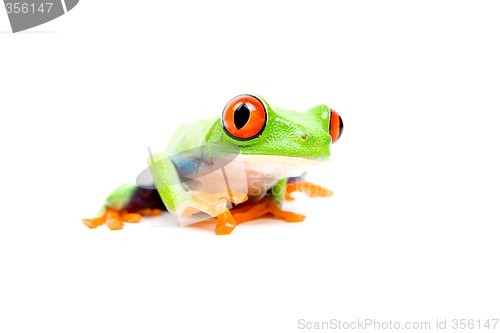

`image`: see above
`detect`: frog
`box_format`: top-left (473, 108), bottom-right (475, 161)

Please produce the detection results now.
top-left (83, 94), bottom-right (343, 235)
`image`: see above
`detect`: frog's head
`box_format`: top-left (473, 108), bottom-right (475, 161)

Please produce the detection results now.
top-left (208, 94), bottom-right (343, 160)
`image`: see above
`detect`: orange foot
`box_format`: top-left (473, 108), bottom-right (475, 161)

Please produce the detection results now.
top-left (82, 207), bottom-right (163, 230)
top-left (285, 180), bottom-right (333, 201)
top-left (210, 197), bottom-right (303, 235)
top-left (228, 197), bottom-right (305, 225)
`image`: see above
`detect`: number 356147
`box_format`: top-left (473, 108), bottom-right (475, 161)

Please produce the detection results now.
top-left (5, 2), bottom-right (53, 14)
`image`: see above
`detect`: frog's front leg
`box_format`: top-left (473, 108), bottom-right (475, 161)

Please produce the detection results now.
top-left (83, 154), bottom-right (247, 234)
top-left (148, 152), bottom-right (246, 235)
top-left (230, 178), bottom-right (306, 224)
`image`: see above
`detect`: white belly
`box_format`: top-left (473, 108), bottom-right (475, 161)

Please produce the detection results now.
top-left (186, 154), bottom-right (325, 198)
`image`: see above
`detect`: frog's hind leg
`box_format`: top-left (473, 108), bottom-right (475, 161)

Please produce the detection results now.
top-left (285, 178), bottom-right (333, 201)
top-left (229, 179), bottom-right (305, 225)
top-left (229, 197), bottom-right (306, 224)
top-left (83, 184), bottom-right (166, 230)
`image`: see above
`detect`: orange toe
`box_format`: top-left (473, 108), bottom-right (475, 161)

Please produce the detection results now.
top-left (229, 197), bottom-right (305, 224)
top-left (286, 181), bottom-right (333, 198)
top-left (215, 210), bottom-right (236, 235)
top-left (106, 218), bottom-right (124, 230)
top-left (82, 216), bottom-right (106, 229)
top-left (83, 207), bottom-right (151, 230)
top-left (121, 213), bottom-right (142, 223)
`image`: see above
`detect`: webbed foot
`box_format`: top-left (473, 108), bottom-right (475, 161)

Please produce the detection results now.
top-left (180, 190), bottom-right (247, 235)
top-left (230, 197), bottom-right (305, 224)
top-left (83, 207), bottom-right (162, 230)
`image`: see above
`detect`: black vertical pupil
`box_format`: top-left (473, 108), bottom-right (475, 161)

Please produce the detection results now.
top-left (338, 116), bottom-right (343, 139)
top-left (234, 103), bottom-right (251, 130)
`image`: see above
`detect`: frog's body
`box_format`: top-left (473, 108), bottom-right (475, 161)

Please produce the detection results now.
top-left (83, 94), bottom-right (343, 235)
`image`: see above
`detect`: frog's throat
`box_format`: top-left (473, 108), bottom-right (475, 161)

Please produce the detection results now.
top-left (239, 154), bottom-right (328, 164)
top-left (237, 154), bottom-right (327, 181)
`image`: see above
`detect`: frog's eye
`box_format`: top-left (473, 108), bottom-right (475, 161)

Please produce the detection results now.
top-left (222, 94), bottom-right (267, 140)
top-left (329, 108), bottom-right (343, 144)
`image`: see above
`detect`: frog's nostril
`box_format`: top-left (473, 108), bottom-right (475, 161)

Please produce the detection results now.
top-left (301, 134), bottom-right (309, 140)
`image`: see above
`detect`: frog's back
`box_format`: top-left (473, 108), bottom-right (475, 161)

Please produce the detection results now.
top-left (165, 117), bottom-right (218, 155)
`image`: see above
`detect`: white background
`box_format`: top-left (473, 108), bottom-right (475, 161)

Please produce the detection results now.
top-left (1, 1), bottom-right (499, 332)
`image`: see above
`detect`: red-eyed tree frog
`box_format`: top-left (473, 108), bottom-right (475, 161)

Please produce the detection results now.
top-left (83, 94), bottom-right (343, 235)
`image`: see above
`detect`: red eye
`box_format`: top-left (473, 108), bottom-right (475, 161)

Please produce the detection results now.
top-left (329, 108), bottom-right (343, 144)
top-left (222, 94), bottom-right (267, 140)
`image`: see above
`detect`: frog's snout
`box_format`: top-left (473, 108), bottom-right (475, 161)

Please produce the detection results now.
top-left (329, 109), bottom-right (343, 144)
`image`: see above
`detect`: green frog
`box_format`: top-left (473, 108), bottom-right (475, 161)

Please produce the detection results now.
top-left (83, 94), bottom-right (343, 235)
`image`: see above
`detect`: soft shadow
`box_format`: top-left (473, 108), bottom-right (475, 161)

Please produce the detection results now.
top-left (0, 30), bottom-right (56, 34)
